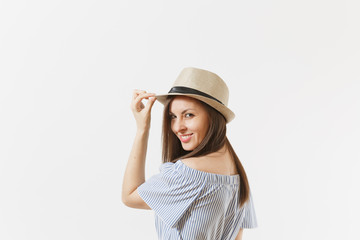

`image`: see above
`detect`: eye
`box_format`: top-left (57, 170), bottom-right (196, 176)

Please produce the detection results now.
top-left (169, 114), bottom-right (176, 119)
top-left (185, 113), bottom-right (194, 118)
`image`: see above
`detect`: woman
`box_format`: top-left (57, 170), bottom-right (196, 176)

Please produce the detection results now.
top-left (122, 67), bottom-right (258, 239)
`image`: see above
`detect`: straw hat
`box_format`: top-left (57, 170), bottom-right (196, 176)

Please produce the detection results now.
top-left (155, 67), bottom-right (235, 123)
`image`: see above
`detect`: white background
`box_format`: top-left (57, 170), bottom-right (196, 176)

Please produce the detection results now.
top-left (1, 0), bottom-right (359, 239)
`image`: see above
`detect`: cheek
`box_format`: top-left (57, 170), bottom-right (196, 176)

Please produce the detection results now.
top-left (194, 122), bottom-right (208, 138)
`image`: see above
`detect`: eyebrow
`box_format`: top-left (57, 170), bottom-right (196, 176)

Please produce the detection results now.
top-left (169, 108), bottom-right (195, 115)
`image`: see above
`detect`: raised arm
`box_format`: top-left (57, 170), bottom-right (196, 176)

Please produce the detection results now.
top-left (235, 228), bottom-right (243, 240)
top-left (121, 90), bottom-right (156, 209)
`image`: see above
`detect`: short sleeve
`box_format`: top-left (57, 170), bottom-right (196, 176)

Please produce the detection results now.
top-left (239, 191), bottom-right (258, 228)
top-left (137, 162), bottom-right (205, 228)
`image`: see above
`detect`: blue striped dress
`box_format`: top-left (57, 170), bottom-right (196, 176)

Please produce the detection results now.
top-left (137, 160), bottom-right (258, 239)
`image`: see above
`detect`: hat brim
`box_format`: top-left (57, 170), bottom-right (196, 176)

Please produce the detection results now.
top-left (155, 93), bottom-right (235, 123)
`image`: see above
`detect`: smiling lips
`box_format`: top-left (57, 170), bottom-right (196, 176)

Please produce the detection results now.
top-left (179, 134), bottom-right (193, 143)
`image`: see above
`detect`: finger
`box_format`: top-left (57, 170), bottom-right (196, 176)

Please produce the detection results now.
top-left (132, 93), bottom-right (155, 110)
top-left (133, 89), bottom-right (146, 99)
top-left (131, 92), bottom-right (148, 107)
top-left (134, 92), bottom-right (155, 103)
top-left (133, 90), bottom-right (145, 100)
top-left (133, 90), bottom-right (151, 100)
top-left (145, 97), bottom-right (157, 110)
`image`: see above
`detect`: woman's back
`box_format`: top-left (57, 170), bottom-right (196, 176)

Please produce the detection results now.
top-left (181, 148), bottom-right (239, 176)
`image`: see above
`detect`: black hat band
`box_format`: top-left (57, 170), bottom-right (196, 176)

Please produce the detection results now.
top-left (168, 86), bottom-right (224, 105)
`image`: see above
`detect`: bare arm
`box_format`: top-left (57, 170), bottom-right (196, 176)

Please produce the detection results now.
top-left (121, 129), bottom-right (151, 209)
top-left (235, 228), bottom-right (243, 240)
top-left (121, 90), bottom-right (156, 209)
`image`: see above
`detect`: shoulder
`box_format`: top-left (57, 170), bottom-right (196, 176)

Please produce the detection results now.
top-left (180, 157), bottom-right (200, 169)
top-left (181, 157), bottom-right (212, 172)
top-left (181, 156), bottom-right (237, 175)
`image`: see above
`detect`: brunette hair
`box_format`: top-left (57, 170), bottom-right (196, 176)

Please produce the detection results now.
top-left (161, 96), bottom-right (251, 208)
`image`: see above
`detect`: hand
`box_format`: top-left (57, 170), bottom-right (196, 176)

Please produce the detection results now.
top-left (130, 89), bottom-right (157, 131)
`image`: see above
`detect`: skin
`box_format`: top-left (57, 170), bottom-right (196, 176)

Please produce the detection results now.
top-left (169, 96), bottom-right (210, 151)
top-left (235, 228), bottom-right (243, 240)
top-left (122, 90), bottom-right (243, 238)
top-left (121, 90), bottom-right (154, 210)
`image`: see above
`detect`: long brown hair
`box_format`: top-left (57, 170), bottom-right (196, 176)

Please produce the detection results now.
top-left (161, 96), bottom-right (251, 208)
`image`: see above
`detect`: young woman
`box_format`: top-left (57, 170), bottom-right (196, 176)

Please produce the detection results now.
top-left (122, 67), bottom-right (258, 239)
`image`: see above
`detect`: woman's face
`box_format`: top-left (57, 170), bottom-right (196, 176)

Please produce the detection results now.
top-left (169, 96), bottom-right (210, 151)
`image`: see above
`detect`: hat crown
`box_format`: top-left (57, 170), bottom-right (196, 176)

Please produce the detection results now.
top-left (172, 67), bottom-right (229, 106)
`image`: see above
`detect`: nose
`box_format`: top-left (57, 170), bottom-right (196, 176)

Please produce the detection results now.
top-left (172, 118), bottom-right (187, 134)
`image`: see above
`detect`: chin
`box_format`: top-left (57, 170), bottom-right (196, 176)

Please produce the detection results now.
top-left (183, 147), bottom-right (194, 151)
top-left (181, 144), bottom-right (197, 152)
